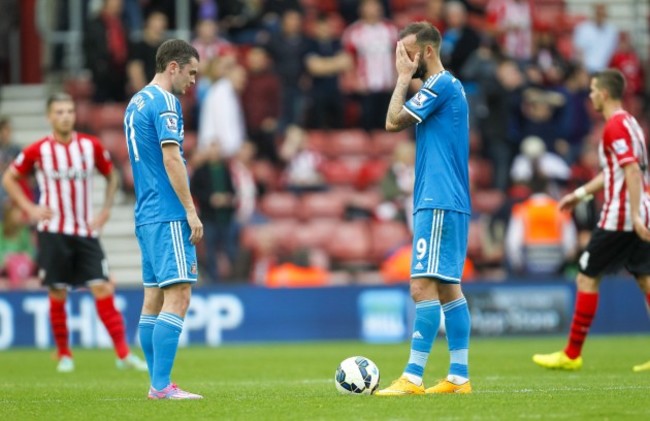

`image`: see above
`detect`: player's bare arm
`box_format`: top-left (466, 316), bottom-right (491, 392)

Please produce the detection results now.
top-left (91, 168), bottom-right (119, 231)
top-left (622, 162), bottom-right (650, 241)
top-left (162, 143), bottom-right (203, 244)
top-left (1, 167), bottom-right (53, 223)
top-left (386, 41), bottom-right (419, 132)
top-left (558, 172), bottom-right (604, 212)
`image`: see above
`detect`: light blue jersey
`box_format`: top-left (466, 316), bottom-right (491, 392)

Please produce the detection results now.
top-left (124, 85), bottom-right (188, 226)
top-left (403, 70), bottom-right (471, 215)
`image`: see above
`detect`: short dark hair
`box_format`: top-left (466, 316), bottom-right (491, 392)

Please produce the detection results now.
top-left (594, 69), bottom-right (626, 100)
top-left (399, 22), bottom-right (442, 50)
top-left (155, 39), bottom-right (200, 73)
top-left (46, 92), bottom-right (74, 110)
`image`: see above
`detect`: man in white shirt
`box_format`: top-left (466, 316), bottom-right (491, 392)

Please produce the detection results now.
top-left (198, 65), bottom-right (247, 157)
top-left (572, 3), bottom-right (618, 73)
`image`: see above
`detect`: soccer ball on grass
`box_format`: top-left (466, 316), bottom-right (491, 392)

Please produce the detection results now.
top-left (334, 356), bottom-right (380, 395)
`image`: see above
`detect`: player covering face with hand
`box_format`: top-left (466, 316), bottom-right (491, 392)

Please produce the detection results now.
top-left (533, 69), bottom-right (650, 372)
top-left (375, 21), bottom-right (473, 396)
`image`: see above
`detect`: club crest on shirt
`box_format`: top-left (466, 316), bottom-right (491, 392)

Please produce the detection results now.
top-left (411, 91), bottom-right (427, 108)
top-left (612, 139), bottom-right (629, 155)
top-left (165, 116), bottom-right (178, 132)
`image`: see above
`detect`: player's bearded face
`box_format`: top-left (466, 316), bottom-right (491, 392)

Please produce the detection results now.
top-left (413, 48), bottom-right (427, 80)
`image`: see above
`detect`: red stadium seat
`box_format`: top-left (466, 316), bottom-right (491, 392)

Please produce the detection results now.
top-left (468, 156), bottom-right (494, 189)
top-left (356, 159), bottom-right (389, 189)
top-left (325, 129), bottom-right (371, 157)
top-left (293, 219), bottom-right (339, 248)
top-left (471, 189), bottom-right (506, 215)
top-left (299, 191), bottom-right (347, 220)
top-left (91, 103), bottom-right (127, 132)
top-left (120, 161), bottom-right (134, 191)
top-left (370, 130), bottom-right (411, 157)
top-left (64, 77), bottom-right (94, 100)
top-left (99, 129), bottom-right (128, 165)
top-left (326, 221), bottom-right (372, 264)
top-left (182, 130), bottom-right (197, 155)
top-left (74, 101), bottom-right (94, 131)
top-left (306, 130), bottom-right (329, 154)
top-left (370, 220), bottom-right (411, 261)
top-left (320, 157), bottom-right (366, 185)
top-left (347, 188), bottom-right (382, 212)
top-left (260, 192), bottom-right (300, 219)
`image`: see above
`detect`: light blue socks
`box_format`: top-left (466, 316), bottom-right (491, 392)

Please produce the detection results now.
top-left (151, 312), bottom-right (184, 391)
top-left (404, 299), bottom-right (441, 385)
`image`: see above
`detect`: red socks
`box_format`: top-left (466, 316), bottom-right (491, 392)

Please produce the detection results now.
top-left (645, 293), bottom-right (650, 308)
top-left (564, 291), bottom-right (599, 360)
top-left (96, 295), bottom-right (130, 359)
top-left (49, 296), bottom-right (72, 358)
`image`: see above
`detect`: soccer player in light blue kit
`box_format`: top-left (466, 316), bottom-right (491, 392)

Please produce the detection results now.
top-left (124, 39), bottom-right (204, 399)
top-left (376, 22), bottom-right (472, 395)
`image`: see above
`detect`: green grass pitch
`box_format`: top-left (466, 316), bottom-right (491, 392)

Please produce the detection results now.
top-left (2, 336), bottom-right (650, 420)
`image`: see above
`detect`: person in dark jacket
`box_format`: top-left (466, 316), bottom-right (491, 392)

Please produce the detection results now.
top-left (190, 143), bottom-right (239, 283)
top-left (83, 0), bottom-right (128, 102)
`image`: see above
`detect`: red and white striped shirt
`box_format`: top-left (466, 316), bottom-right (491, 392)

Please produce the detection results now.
top-left (11, 132), bottom-right (113, 237)
top-left (342, 20), bottom-right (398, 93)
top-left (598, 110), bottom-right (650, 231)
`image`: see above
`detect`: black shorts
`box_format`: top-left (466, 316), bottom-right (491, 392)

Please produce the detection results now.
top-left (37, 232), bottom-right (109, 288)
top-left (578, 228), bottom-right (650, 277)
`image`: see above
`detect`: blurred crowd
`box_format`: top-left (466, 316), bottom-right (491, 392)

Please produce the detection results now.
top-left (1, 0), bottom-right (648, 288)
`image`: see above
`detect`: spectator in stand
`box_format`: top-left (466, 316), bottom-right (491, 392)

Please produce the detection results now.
top-left (279, 125), bottom-right (326, 194)
top-left (242, 47), bottom-right (281, 163)
top-left (127, 11), bottom-right (168, 93)
top-left (572, 3), bottom-right (618, 74)
top-left (609, 32), bottom-right (644, 103)
top-left (510, 135), bottom-right (570, 197)
top-left (418, 0), bottom-right (446, 33)
top-left (505, 173), bottom-right (577, 277)
top-left (218, 0), bottom-right (265, 44)
top-left (377, 141), bottom-right (415, 230)
top-left (0, 117), bottom-right (22, 212)
top-left (263, 9), bottom-right (311, 130)
top-left (342, 0), bottom-right (398, 131)
top-left (83, 0), bottom-right (128, 102)
top-left (441, 1), bottom-right (481, 79)
top-left (531, 30), bottom-right (567, 87)
top-left (469, 57), bottom-right (524, 190)
top-left (0, 202), bottom-right (36, 289)
top-left (194, 54), bottom-right (237, 120)
top-left (190, 143), bottom-right (239, 283)
top-left (512, 85), bottom-right (567, 155)
top-left (304, 14), bottom-right (352, 130)
top-left (231, 141), bottom-right (266, 228)
top-left (557, 62), bottom-right (592, 164)
top-left (191, 18), bottom-right (233, 77)
top-left (486, 0), bottom-right (532, 62)
top-left (199, 64), bottom-right (247, 158)
top-left (260, 0), bottom-right (302, 31)
top-left (461, 35), bottom-right (505, 126)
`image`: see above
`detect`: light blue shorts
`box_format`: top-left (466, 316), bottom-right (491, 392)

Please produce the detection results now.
top-left (135, 220), bottom-right (198, 288)
top-left (410, 209), bottom-right (469, 283)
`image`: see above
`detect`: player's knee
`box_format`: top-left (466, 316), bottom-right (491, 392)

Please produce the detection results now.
top-left (576, 273), bottom-right (599, 292)
top-left (48, 288), bottom-right (67, 301)
top-left (163, 282), bottom-right (192, 315)
top-left (409, 279), bottom-right (435, 302)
